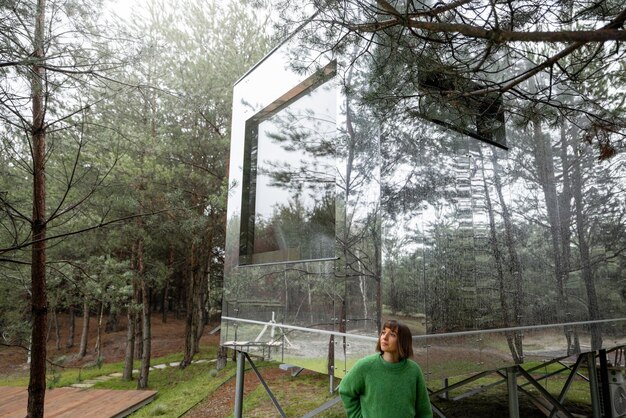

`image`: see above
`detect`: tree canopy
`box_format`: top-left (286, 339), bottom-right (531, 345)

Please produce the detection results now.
top-left (0, 0), bottom-right (271, 415)
top-left (265, 0), bottom-right (626, 156)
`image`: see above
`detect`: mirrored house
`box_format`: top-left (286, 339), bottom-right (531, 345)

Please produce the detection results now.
top-left (221, 22), bottom-right (626, 387)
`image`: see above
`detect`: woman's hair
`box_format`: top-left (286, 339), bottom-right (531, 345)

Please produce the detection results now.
top-left (376, 319), bottom-right (414, 360)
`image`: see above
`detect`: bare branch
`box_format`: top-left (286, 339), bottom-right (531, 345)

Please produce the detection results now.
top-left (352, 21), bottom-right (626, 43)
top-left (0, 206), bottom-right (189, 255)
top-left (348, 6), bottom-right (626, 43)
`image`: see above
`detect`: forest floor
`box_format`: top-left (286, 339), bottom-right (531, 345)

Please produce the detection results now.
top-left (0, 314), bottom-right (338, 417)
top-left (0, 315), bottom-right (595, 417)
top-left (0, 313), bottom-right (219, 378)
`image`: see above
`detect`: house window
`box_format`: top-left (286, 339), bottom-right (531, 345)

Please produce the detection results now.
top-left (417, 68), bottom-right (507, 149)
top-left (239, 62), bottom-right (337, 265)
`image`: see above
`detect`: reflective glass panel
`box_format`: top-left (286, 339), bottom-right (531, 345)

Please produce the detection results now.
top-left (223, 21), bottom-right (626, 381)
top-left (239, 63), bottom-right (337, 265)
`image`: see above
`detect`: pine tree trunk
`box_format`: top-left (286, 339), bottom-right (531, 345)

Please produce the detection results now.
top-left (137, 279), bottom-right (151, 389)
top-left (571, 150), bottom-right (602, 350)
top-left (559, 124), bottom-right (579, 355)
top-left (95, 302), bottom-right (104, 358)
top-left (532, 119), bottom-right (578, 352)
top-left (479, 148), bottom-right (522, 364)
top-left (124, 240), bottom-right (139, 380)
top-left (46, 310), bottom-right (52, 342)
top-left (53, 309), bottom-right (60, 350)
top-left (123, 307), bottom-right (135, 380)
top-left (134, 286), bottom-right (143, 359)
top-left (105, 307), bottom-right (119, 333)
top-left (182, 240), bottom-right (203, 367)
top-left (176, 269), bottom-right (185, 320)
top-left (194, 287), bottom-right (206, 350)
top-left (491, 150), bottom-right (524, 361)
top-left (78, 300), bottom-right (89, 358)
top-left (216, 346), bottom-right (227, 370)
top-left (370, 219), bottom-right (382, 334)
top-left (137, 235), bottom-right (151, 389)
top-left (162, 248), bottom-right (174, 324)
top-left (27, 0), bottom-right (48, 416)
top-left (67, 305), bottom-right (75, 348)
top-left (335, 89), bottom-right (355, 369)
top-left (162, 281), bottom-right (169, 324)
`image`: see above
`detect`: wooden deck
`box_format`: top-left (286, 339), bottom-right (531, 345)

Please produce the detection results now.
top-left (0, 387), bottom-right (157, 418)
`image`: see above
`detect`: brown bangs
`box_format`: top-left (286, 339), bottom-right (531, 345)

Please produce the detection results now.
top-left (376, 319), bottom-right (414, 360)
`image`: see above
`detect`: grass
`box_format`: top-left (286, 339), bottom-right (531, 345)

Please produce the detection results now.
top-left (0, 374), bottom-right (29, 387)
top-left (0, 345), bottom-right (226, 418)
top-left (0, 361), bottom-right (113, 388)
top-left (279, 356), bottom-right (352, 378)
top-left (73, 346), bottom-right (227, 417)
top-left (110, 362), bottom-right (236, 417)
top-left (48, 346), bottom-right (217, 389)
top-left (228, 368), bottom-right (345, 418)
top-left (433, 375), bottom-right (593, 417)
top-left (427, 362), bottom-right (593, 416)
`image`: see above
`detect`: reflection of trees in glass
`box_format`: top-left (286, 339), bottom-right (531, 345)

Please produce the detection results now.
top-left (314, 64), bottom-right (384, 376)
top-left (262, 106), bottom-right (336, 190)
top-left (363, 21), bottom-right (626, 360)
top-left (253, 193), bottom-right (335, 262)
top-left (376, 96), bottom-right (625, 361)
top-left (503, 111), bottom-right (626, 351)
top-left (526, 116), bottom-right (581, 354)
top-left (495, 111), bottom-right (608, 351)
top-left (249, 78), bottom-right (336, 264)
top-left (316, 0), bottom-right (624, 342)
top-left (382, 232), bottom-right (423, 316)
top-left (478, 147), bottom-right (524, 363)
top-left (229, 14), bottom-right (626, 373)
top-left (379, 113), bottom-right (479, 331)
top-left (264, 3), bottom-right (626, 374)
top-left (421, 221), bottom-right (481, 332)
top-left (337, 79), bottom-right (382, 327)
top-left (364, 35), bottom-right (503, 336)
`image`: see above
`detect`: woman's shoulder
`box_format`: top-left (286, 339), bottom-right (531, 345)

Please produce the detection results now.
top-left (342, 354), bottom-right (380, 381)
top-left (351, 353), bottom-right (380, 370)
top-left (407, 359), bottom-right (426, 374)
top-left (358, 353), bottom-right (380, 364)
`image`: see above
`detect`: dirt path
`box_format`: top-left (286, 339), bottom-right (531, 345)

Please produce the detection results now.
top-left (184, 367), bottom-right (291, 418)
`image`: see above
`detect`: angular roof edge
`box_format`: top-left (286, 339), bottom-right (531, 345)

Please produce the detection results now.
top-left (233, 13), bottom-right (318, 87)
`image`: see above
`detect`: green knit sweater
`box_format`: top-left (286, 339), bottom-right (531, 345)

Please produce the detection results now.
top-left (339, 354), bottom-right (433, 418)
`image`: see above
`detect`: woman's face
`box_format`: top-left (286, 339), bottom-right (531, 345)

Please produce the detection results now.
top-left (379, 327), bottom-right (398, 354)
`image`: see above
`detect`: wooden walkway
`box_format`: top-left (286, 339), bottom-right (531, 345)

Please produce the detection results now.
top-left (0, 387), bottom-right (157, 418)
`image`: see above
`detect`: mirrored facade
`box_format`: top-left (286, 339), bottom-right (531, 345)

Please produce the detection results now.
top-left (222, 26), bottom-right (626, 381)
top-left (239, 62), bottom-right (337, 265)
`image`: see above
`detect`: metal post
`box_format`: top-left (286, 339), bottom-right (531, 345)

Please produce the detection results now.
top-left (244, 352), bottom-right (287, 417)
top-left (506, 366), bottom-right (519, 418)
top-left (234, 350), bottom-right (245, 418)
top-left (440, 377), bottom-right (449, 400)
top-left (587, 352), bottom-right (602, 418)
top-left (598, 349), bottom-right (613, 418)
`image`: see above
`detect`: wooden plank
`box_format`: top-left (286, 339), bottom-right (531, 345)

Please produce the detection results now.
top-left (0, 387), bottom-right (157, 418)
top-left (84, 389), bottom-right (157, 417)
top-left (0, 387), bottom-right (28, 417)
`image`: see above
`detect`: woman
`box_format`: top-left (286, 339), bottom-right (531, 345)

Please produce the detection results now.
top-left (338, 320), bottom-right (433, 418)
